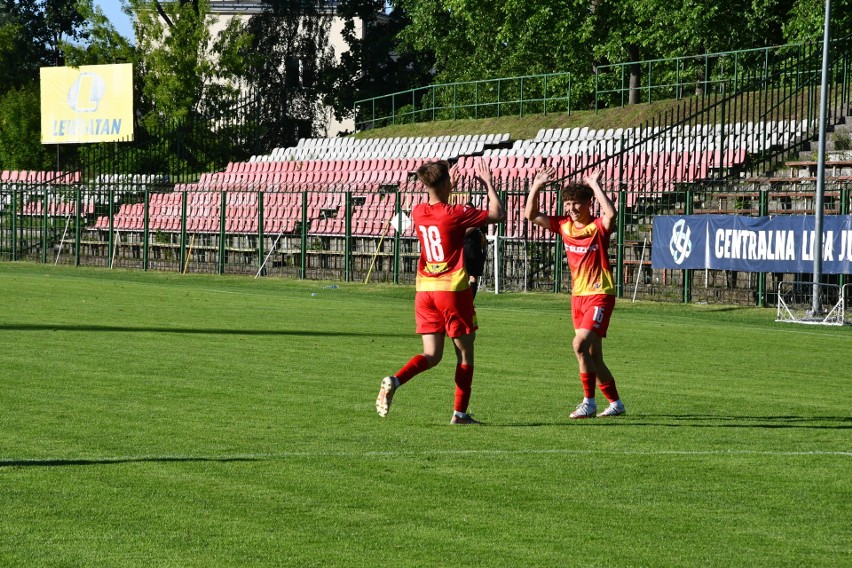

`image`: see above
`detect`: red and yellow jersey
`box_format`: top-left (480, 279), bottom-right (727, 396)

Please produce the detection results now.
top-left (547, 216), bottom-right (616, 296)
top-left (413, 202), bottom-right (489, 292)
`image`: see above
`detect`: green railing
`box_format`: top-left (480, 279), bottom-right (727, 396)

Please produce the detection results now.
top-left (2, 180), bottom-right (850, 305)
top-left (354, 39), bottom-right (832, 130)
top-left (594, 42), bottom-right (812, 110)
top-left (355, 72), bottom-right (572, 130)
top-left (3, 36), bottom-right (851, 307)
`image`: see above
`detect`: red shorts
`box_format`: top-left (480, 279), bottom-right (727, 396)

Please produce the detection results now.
top-left (571, 294), bottom-right (616, 337)
top-left (415, 289), bottom-right (477, 337)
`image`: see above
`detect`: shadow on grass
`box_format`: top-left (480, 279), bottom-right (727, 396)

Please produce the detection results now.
top-left (0, 323), bottom-right (399, 337)
top-left (491, 415), bottom-right (851, 429)
top-left (0, 456), bottom-right (263, 468)
top-left (644, 415), bottom-right (851, 429)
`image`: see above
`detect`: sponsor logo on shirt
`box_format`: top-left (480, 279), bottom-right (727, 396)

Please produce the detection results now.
top-left (565, 244), bottom-right (599, 254)
top-left (424, 262), bottom-right (449, 275)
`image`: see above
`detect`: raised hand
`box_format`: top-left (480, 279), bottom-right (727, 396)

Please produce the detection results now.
top-left (474, 159), bottom-right (494, 187)
top-left (583, 169), bottom-right (602, 187)
top-left (533, 166), bottom-right (556, 187)
top-left (449, 162), bottom-right (460, 189)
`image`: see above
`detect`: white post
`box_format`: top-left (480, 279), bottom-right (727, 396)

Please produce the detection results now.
top-left (632, 238), bottom-right (648, 302)
top-left (490, 234), bottom-right (500, 294)
top-left (256, 231), bottom-right (285, 279)
top-left (54, 214), bottom-right (72, 265)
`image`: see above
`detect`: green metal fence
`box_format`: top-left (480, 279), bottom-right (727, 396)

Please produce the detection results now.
top-left (355, 73), bottom-right (572, 130)
top-left (2, 178), bottom-right (849, 306)
top-left (2, 38), bottom-right (852, 307)
top-left (593, 42), bottom-right (815, 110)
top-left (354, 38), bottom-right (843, 130)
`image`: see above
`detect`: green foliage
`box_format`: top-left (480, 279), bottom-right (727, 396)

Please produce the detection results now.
top-left (395, 103), bottom-right (416, 124)
top-left (834, 131), bottom-right (852, 151)
top-left (59, 1), bottom-right (135, 66)
top-left (0, 84), bottom-right (52, 170)
top-left (389, 0), bottom-right (850, 108)
top-left (0, 263), bottom-right (849, 566)
top-left (131, 0), bottom-right (216, 124)
top-left (783, 0), bottom-right (852, 41)
top-left (0, 0), bottom-right (90, 92)
top-left (323, 0), bottom-right (435, 124)
top-left (226, 0), bottom-right (336, 146)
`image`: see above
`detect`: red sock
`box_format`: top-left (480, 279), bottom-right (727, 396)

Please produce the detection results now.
top-left (394, 354), bottom-right (430, 385)
top-left (453, 364), bottom-right (474, 413)
top-left (599, 379), bottom-right (620, 403)
top-left (580, 372), bottom-right (596, 399)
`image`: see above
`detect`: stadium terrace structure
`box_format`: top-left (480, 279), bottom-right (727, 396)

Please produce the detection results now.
top-left (2, 114), bottom-right (850, 316)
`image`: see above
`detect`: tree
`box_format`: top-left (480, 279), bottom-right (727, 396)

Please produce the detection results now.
top-left (783, 0), bottom-right (852, 42)
top-left (60, 1), bottom-right (135, 66)
top-left (229, 0), bottom-right (335, 148)
top-left (130, 0), bottom-right (217, 123)
top-left (0, 0), bottom-right (91, 92)
top-left (0, 84), bottom-right (53, 170)
top-left (392, 0), bottom-right (496, 82)
top-left (388, 0), bottom-right (844, 109)
top-left (323, 0), bottom-right (435, 126)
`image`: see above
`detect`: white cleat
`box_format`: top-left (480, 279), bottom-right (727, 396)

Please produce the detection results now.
top-left (376, 376), bottom-right (398, 417)
top-left (569, 401), bottom-right (597, 419)
top-left (597, 401), bottom-right (626, 417)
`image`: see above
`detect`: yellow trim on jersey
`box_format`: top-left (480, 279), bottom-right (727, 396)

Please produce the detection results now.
top-left (416, 269), bottom-right (470, 291)
top-left (571, 276), bottom-right (616, 296)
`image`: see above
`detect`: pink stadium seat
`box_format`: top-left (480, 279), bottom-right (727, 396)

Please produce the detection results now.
top-left (263, 217), bottom-right (277, 234)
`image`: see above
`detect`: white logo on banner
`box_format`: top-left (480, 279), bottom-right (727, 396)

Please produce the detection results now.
top-left (669, 219), bottom-right (693, 265)
top-left (67, 72), bottom-right (105, 112)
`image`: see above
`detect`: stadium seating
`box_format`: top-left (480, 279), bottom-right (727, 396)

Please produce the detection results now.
top-left (20, 198), bottom-right (96, 217)
top-left (0, 170), bottom-right (81, 185)
top-left (81, 119), bottom-right (814, 237)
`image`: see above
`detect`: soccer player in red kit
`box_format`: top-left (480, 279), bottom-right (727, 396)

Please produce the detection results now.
top-left (524, 167), bottom-right (626, 419)
top-left (376, 159), bottom-right (505, 424)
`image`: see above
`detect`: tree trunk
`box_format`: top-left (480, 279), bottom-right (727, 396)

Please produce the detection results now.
top-left (627, 43), bottom-right (641, 105)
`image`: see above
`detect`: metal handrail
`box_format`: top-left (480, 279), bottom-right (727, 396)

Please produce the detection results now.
top-left (354, 40), bottom-right (826, 131)
top-left (354, 72), bottom-right (572, 131)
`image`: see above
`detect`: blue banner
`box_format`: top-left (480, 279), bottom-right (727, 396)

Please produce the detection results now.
top-left (652, 215), bottom-right (852, 273)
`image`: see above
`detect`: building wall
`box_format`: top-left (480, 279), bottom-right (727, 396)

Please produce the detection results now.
top-left (208, 1), bottom-right (361, 137)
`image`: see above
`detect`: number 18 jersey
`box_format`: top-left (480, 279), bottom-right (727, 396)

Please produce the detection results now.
top-left (413, 202), bottom-right (489, 292)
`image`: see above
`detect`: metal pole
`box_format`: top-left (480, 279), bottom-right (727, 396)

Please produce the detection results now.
top-left (393, 191), bottom-right (401, 285)
top-left (143, 186), bottom-right (150, 270)
top-left (74, 184), bottom-right (81, 266)
top-left (11, 191), bottom-right (17, 260)
top-left (812, 0), bottom-right (831, 315)
top-left (300, 191), bottom-right (308, 279)
top-left (218, 191), bottom-right (226, 275)
top-left (179, 190), bottom-right (187, 272)
top-left (345, 191), bottom-right (352, 282)
top-left (257, 191), bottom-right (264, 276)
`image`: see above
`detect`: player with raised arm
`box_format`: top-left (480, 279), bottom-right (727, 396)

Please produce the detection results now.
top-left (376, 159), bottom-right (506, 424)
top-left (524, 167), bottom-right (626, 419)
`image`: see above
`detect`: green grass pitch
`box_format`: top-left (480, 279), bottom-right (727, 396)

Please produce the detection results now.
top-left (0, 263), bottom-right (849, 567)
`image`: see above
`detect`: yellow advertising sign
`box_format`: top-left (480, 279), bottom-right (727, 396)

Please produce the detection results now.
top-left (40, 63), bottom-right (134, 144)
